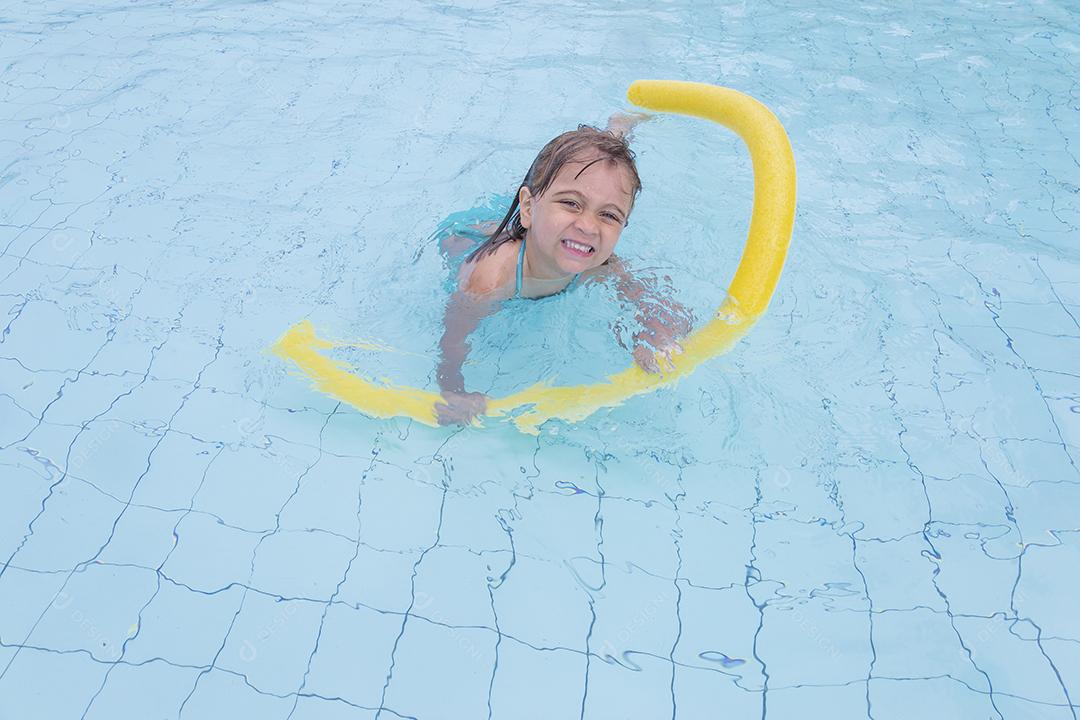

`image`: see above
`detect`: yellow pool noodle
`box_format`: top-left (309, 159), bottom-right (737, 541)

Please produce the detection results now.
top-left (271, 80), bottom-right (797, 435)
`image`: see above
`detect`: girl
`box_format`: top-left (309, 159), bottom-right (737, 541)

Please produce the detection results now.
top-left (434, 113), bottom-right (695, 426)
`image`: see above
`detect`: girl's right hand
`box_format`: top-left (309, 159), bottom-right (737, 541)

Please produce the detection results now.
top-left (435, 390), bottom-right (489, 426)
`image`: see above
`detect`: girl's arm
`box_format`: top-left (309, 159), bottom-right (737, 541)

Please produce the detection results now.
top-left (435, 288), bottom-right (497, 425)
top-left (436, 289), bottom-right (495, 393)
top-left (602, 254), bottom-right (695, 373)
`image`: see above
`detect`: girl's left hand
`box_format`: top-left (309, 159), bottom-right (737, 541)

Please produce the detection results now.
top-left (606, 111), bottom-right (653, 138)
top-left (633, 341), bottom-right (683, 375)
top-left (632, 321), bottom-right (685, 375)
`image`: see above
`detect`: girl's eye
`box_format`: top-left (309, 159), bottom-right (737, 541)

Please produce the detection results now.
top-left (558, 200), bottom-right (620, 223)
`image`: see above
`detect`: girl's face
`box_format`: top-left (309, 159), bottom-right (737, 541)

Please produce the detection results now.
top-left (518, 155), bottom-right (634, 277)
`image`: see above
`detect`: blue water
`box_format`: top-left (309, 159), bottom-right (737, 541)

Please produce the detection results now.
top-left (2, 1), bottom-right (1078, 718)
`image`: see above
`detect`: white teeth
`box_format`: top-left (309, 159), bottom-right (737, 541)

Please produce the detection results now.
top-left (563, 239), bottom-right (593, 254)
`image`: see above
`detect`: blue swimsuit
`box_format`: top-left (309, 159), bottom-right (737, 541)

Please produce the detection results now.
top-left (515, 236), bottom-right (581, 299)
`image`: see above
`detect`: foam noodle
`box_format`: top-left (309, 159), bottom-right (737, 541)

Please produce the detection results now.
top-left (271, 80), bottom-right (797, 434)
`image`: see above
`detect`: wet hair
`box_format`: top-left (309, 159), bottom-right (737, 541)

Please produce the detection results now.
top-left (463, 124), bottom-right (642, 265)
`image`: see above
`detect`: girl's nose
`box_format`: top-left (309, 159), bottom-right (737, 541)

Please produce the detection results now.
top-left (575, 213), bottom-right (600, 237)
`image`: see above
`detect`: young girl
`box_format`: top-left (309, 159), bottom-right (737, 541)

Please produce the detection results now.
top-left (434, 113), bottom-right (695, 426)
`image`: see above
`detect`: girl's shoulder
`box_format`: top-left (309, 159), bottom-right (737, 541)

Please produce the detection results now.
top-left (576, 252), bottom-right (624, 286)
top-left (457, 238), bottom-right (520, 299)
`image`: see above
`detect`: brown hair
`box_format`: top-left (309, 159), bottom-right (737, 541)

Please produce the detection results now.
top-left (463, 124), bottom-right (642, 265)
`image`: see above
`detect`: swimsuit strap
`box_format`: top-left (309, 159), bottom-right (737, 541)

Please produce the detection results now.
top-left (515, 236), bottom-right (581, 297)
top-left (515, 237), bottom-right (526, 298)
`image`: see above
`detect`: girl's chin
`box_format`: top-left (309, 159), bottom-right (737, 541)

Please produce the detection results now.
top-left (557, 255), bottom-right (594, 274)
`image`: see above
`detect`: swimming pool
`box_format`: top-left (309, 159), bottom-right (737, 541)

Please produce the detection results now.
top-left (1, 0), bottom-right (1077, 718)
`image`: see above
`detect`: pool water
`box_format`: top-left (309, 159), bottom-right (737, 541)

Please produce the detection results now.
top-left (2, 1), bottom-right (1078, 718)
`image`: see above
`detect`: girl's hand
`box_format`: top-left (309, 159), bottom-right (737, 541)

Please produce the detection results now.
top-left (605, 111), bottom-right (653, 139)
top-left (605, 256), bottom-right (694, 375)
top-left (435, 390), bottom-right (489, 426)
top-left (615, 308), bottom-right (692, 375)
top-left (632, 334), bottom-right (684, 375)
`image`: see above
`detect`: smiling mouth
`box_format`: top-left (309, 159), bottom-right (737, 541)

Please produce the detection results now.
top-left (561, 238), bottom-right (595, 256)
